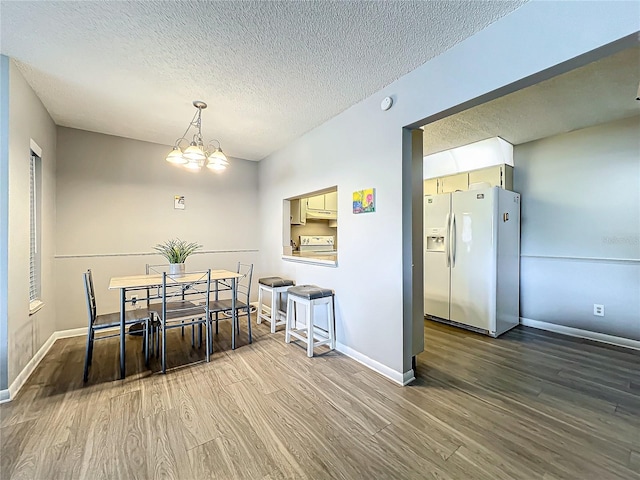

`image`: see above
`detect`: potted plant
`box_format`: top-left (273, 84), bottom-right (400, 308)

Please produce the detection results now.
top-left (153, 238), bottom-right (202, 277)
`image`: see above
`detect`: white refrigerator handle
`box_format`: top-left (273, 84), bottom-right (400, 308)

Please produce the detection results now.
top-left (450, 213), bottom-right (456, 267)
top-left (445, 213), bottom-right (451, 267)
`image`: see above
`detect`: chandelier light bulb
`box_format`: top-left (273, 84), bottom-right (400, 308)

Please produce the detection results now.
top-left (183, 143), bottom-right (206, 161)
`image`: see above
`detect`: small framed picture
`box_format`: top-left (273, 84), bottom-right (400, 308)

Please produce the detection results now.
top-left (174, 195), bottom-right (185, 210)
top-left (353, 188), bottom-right (375, 214)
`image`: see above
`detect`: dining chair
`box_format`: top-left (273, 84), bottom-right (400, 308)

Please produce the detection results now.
top-left (155, 269), bottom-right (211, 373)
top-left (82, 269), bottom-right (151, 382)
top-left (208, 262), bottom-right (253, 349)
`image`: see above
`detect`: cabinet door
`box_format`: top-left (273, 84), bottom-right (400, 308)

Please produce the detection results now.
top-left (324, 191), bottom-right (338, 211)
top-left (307, 195), bottom-right (325, 210)
top-left (439, 173), bottom-right (468, 194)
top-left (469, 165), bottom-right (502, 188)
top-left (423, 178), bottom-right (438, 195)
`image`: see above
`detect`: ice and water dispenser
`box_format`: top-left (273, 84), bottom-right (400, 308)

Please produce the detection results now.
top-left (426, 227), bottom-right (446, 252)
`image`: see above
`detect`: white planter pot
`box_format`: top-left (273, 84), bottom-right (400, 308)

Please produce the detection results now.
top-left (169, 263), bottom-right (186, 278)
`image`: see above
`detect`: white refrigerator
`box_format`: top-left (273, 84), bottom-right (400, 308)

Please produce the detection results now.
top-left (424, 186), bottom-right (520, 337)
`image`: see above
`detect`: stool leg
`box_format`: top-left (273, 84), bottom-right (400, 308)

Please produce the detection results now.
top-left (285, 297), bottom-right (293, 344)
top-left (257, 286), bottom-right (263, 324)
top-left (307, 302), bottom-right (314, 358)
top-left (270, 288), bottom-right (277, 334)
top-left (329, 295), bottom-right (336, 350)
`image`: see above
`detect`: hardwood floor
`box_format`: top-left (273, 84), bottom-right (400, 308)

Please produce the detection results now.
top-left (1, 318), bottom-right (639, 479)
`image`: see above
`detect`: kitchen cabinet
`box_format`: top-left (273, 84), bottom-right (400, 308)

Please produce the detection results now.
top-left (468, 164), bottom-right (513, 190)
top-left (305, 191), bottom-right (338, 219)
top-left (307, 195), bottom-right (325, 210)
top-left (438, 172), bottom-right (468, 194)
top-left (427, 164), bottom-right (514, 195)
top-left (290, 198), bottom-right (306, 225)
top-left (423, 178), bottom-right (438, 195)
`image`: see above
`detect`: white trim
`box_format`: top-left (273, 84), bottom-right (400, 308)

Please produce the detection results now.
top-left (29, 138), bottom-right (42, 157)
top-left (55, 249), bottom-right (259, 259)
top-left (28, 299), bottom-right (44, 316)
top-left (5, 327), bottom-right (87, 402)
top-left (336, 341), bottom-right (414, 385)
top-left (520, 254), bottom-right (639, 264)
top-left (520, 318), bottom-right (640, 351)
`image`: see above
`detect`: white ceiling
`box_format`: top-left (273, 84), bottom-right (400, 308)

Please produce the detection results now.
top-left (0, 1), bottom-right (527, 161)
top-left (423, 46), bottom-right (640, 155)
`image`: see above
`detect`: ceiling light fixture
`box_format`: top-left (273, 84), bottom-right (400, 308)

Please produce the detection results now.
top-left (165, 100), bottom-right (229, 172)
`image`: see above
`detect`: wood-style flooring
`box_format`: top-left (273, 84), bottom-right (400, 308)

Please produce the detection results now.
top-left (1, 317), bottom-right (639, 479)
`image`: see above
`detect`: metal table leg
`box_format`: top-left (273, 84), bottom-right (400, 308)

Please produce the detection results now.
top-left (231, 277), bottom-right (236, 350)
top-left (120, 287), bottom-right (126, 379)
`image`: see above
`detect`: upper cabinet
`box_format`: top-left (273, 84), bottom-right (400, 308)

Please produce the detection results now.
top-left (290, 191), bottom-right (338, 224)
top-left (424, 164), bottom-right (514, 195)
top-left (305, 192), bottom-right (337, 219)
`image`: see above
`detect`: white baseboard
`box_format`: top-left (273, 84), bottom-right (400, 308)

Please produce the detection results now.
top-left (5, 326), bottom-right (87, 402)
top-left (520, 318), bottom-right (640, 351)
top-left (335, 342), bottom-right (414, 386)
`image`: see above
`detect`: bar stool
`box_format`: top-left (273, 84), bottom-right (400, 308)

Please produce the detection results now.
top-left (257, 277), bottom-right (295, 333)
top-left (285, 285), bottom-right (335, 357)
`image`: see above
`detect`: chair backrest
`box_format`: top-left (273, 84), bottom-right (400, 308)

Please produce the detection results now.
top-left (159, 269), bottom-right (211, 322)
top-left (83, 269), bottom-right (97, 327)
top-left (235, 262), bottom-right (254, 305)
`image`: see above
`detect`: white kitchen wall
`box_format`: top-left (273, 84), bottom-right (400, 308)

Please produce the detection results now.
top-left (55, 127), bottom-right (260, 331)
top-left (6, 59), bottom-right (58, 388)
top-left (258, 1), bottom-right (639, 381)
top-left (515, 116), bottom-right (640, 341)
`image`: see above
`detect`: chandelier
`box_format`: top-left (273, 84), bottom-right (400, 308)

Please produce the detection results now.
top-left (165, 100), bottom-right (229, 172)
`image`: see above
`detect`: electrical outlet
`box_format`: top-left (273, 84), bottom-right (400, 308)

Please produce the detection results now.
top-left (593, 304), bottom-right (604, 317)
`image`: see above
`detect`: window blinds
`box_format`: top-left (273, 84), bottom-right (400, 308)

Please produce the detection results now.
top-left (29, 153), bottom-right (38, 302)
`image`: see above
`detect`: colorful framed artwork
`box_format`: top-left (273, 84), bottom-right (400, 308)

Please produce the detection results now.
top-left (353, 188), bottom-right (375, 214)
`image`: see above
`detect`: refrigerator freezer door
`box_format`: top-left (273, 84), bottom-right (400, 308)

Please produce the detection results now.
top-left (424, 194), bottom-right (451, 319)
top-left (450, 188), bottom-right (497, 332)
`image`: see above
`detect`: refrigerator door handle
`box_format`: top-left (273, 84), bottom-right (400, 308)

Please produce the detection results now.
top-left (451, 213), bottom-right (457, 267)
top-left (445, 212), bottom-right (451, 267)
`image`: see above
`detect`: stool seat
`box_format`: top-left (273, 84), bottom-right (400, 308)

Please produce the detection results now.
top-left (287, 285), bottom-right (334, 300)
top-left (259, 277), bottom-right (295, 288)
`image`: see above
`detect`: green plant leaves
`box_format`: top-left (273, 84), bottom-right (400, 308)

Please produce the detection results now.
top-left (153, 238), bottom-right (202, 264)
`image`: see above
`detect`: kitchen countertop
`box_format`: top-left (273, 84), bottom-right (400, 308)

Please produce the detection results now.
top-left (282, 251), bottom-right (338, 266)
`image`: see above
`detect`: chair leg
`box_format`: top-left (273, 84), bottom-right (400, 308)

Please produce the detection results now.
top-left (83, 328), bottom-right (92, 382)
top-left (198, 322), bottom-right (203, 348)
top-left (257, 286), bottom-right (263, 324)
top-left (271, 289), bottom-right (277, 334)
top-left (215, 312), bottom-right (219, 335)
top-left (87, 331), bottom-right (95, 366)
top-left (307, 303), bottom-right (314, 358)
top-left (162, 324), bottom-right (167, 374)
top-left (330, 295), bottom-right (336, 350)
top-left (285, 297), bottom-right (293, 344)
top-left (205, 319), bottom-right (211, 362)
top-left (144, 319), bottom-right (150, 367)
top-left (247, 308), bottom-right (252, 344)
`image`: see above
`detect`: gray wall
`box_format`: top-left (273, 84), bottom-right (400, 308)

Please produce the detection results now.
top-left (7, 59), bottom-right (58, 387)
top-left (55, 127), bottom-right (260, 330)
top-left (515, 116), bottom-right (640, 340)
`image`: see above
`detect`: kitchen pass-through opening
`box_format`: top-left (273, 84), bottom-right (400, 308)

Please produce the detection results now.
top-left (282, 187), bottom-right (338, 267)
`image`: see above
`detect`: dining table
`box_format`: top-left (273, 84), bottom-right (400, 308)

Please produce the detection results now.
top-left (108, 269), bottom-right (243, 379)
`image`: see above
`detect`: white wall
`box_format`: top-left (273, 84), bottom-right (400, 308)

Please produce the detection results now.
top-left (0, 55), bottom-right (9, 392)
top-left (515, 116), bottom-right (640, 340)
top-left (7, 59), bottom-right (58, 387)
top-left (258, 1), bottom-right (640, 380)
top-left (55, 127), bottom-right (260, 330)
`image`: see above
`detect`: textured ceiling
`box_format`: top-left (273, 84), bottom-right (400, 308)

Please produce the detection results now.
top-left (0, 0), bottom-right (527, 161)
top-left (423, 46), bottom-right (640, 155)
